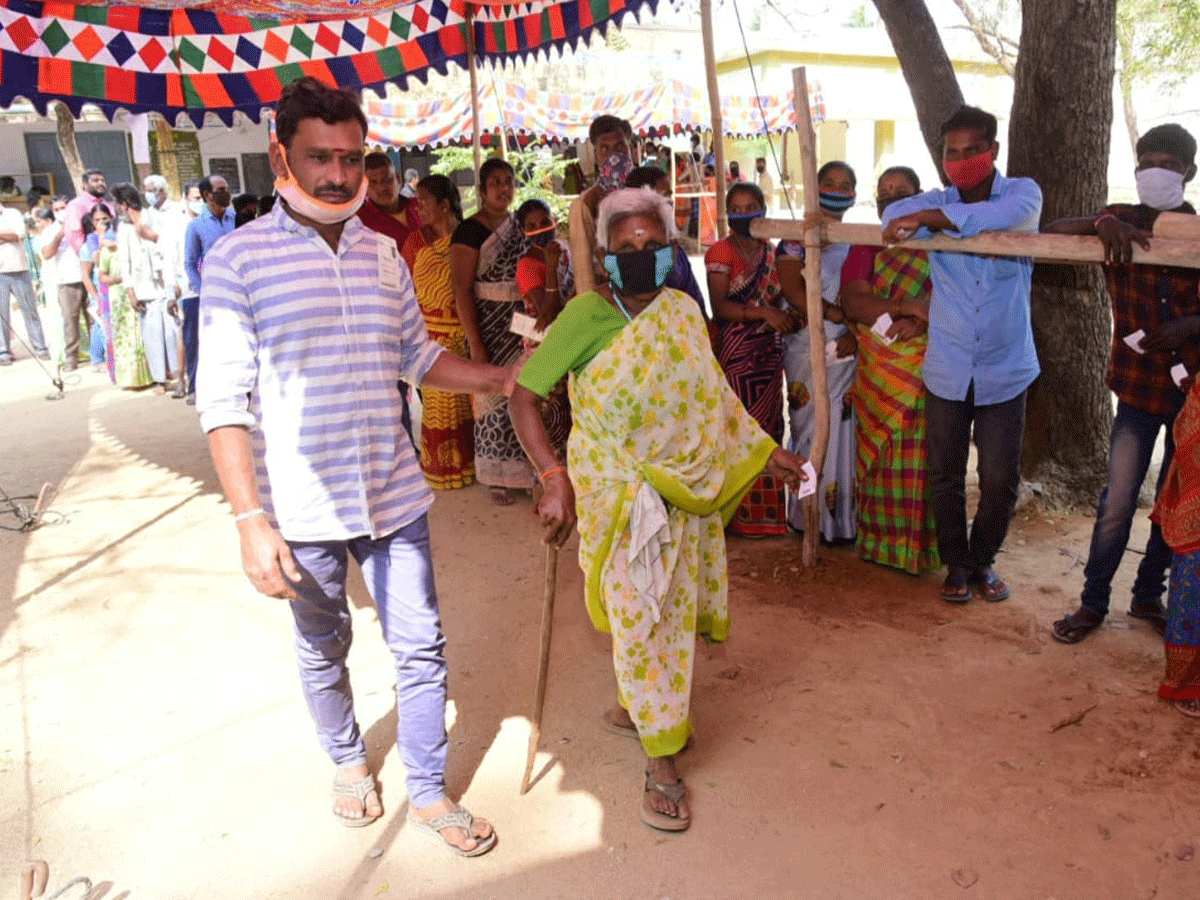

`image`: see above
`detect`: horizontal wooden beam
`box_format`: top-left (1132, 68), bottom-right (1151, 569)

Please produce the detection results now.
top-left (750, 218), bottom-right (1200, 270)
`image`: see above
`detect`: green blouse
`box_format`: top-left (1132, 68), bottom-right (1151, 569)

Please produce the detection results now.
top-left (517, 291), bottom-right (629, 398)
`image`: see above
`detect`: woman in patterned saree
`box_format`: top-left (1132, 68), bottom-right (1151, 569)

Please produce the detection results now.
top-left (839, 167), bottom-right (939, 574)
top-left (451, 158), bottom-right (533, 505)
top-left (705, 182), bottom-right (796, 536)
top-left (514, 198), bottom-right (573, 461)
top-left (510, 188), bottom-right (808, 832)
top-left (1151, 375), bottom-right (1200, 718)
top-left (403, 175), bottom-right (475, 489)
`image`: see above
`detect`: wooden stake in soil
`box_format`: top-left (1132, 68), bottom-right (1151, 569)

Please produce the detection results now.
top-left (794, 66), bottom-right (829, 568)
top-left (521, 543), bottom-right (558, 794)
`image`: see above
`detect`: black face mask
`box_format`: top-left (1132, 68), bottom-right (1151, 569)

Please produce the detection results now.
top-left (603, 245), bottom-right (674, 296)
top-left (728, 210), bottom-right (764, 238)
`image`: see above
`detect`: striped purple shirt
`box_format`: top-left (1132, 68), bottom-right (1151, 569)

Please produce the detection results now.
top-left (196, 204), bottom-right (442, 542)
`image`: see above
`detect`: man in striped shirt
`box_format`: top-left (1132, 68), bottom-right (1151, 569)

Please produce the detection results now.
top-left (198, 77), bottom-right (508, 854)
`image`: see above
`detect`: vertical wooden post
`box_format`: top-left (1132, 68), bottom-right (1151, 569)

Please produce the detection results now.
top-left (794, 66), bottom-right (829, 568)
top-left (466, 6), bottom-right (484, 195)
top-left (700, 0), bottom-right (726, 238)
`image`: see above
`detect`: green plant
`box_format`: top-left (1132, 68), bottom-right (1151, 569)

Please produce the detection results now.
top-left (431, 144), bottom-right (569, 221)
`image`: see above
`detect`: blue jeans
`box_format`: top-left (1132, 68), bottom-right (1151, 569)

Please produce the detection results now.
top-left (925, 385), bottom-right (1026, 573)
top-left (1080, 400), bottom-right (1176, 616)
top-left (181, 296), bottom-right (200, 393)
top-left (287, 515), bottom-right (449, 808)
top-left (0, 270), bottom-right (48, 358)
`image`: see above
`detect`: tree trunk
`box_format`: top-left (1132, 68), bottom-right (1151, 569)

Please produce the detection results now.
top-left (1007, 0), bottom-right (1117, 508)
top-left (870, 0), bottom-right (965, 178)
top-left (53, 101), bottom-right (84, 198)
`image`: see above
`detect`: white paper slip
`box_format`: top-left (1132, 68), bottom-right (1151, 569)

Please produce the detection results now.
top-left (825, 339), bottom-right (854, 365)
top-left (1172, 362), bottom-right (1189, 387)
top-left (510, 311), bottom-right (548, 344)
top-left (872, 312), bottom-right (897, 345)
top-left (795, 460), bottom-right (818, 499)
top-left (1123, 329), bottom-right (1146, 354)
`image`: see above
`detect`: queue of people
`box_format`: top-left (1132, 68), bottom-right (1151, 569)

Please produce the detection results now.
top-left (9, 73), bottom-right (1182, 853)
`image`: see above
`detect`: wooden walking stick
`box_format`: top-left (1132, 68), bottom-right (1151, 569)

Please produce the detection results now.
top-left (521, 542), bottom-right (558, 794)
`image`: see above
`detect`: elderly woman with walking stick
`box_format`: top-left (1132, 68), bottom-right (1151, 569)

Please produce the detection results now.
top-left (510, 187), bottom-right (808, 833)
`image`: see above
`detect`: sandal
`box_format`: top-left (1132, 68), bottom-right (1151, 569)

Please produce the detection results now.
top-left (1174, 699), bottom-right (1200, 719)
top-left (1128, 599), bottom-right (1168, 636)
top-left (941, 567), bottom-right (971, 604)
top-left (408, 804), bottom-right (497, 857)
top-left (1051, 607), bottom-right (1105, 644)
top-left (972, 567), bottom-right (1011, 602)
top-left (602, 707), bottom-right (639, 739)
top-left (641, 771), bottom-right (690, 832)
top-left (332, 773), bottom-right (382, 828)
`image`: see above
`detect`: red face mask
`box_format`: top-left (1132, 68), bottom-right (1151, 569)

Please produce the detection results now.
top-left (943, 148), bottom-right (995, 191)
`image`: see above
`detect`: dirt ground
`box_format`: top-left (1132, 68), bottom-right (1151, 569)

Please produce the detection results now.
top-left (1, 353), bottom-right (1198, 900)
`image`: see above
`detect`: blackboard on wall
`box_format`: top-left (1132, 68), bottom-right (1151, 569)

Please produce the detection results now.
top-left (208, 157), bottom-right (241, 193)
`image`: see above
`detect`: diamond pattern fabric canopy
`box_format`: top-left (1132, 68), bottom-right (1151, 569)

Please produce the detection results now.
top-left (0, 0), bottom-right (662, 125)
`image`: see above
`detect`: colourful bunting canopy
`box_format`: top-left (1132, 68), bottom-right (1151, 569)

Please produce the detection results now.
top-left (0, 0), bottom-right (662, 125)
top-left (365, 78), bottom-right (826, 149)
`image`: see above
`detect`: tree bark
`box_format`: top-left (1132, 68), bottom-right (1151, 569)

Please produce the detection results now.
top-left (1007, 0), bottom-right (1117, 508)
top-left (52, 101), bottom-right (84, 197)
top-left (1115, 15), bottom-right (1139, 156)
top-left (870, 0), bottom-right (965, 178)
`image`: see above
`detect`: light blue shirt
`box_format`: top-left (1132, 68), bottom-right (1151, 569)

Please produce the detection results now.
top-left (196, 206), bottom-right (442, 542)
top-left (882, 173), bottom-right (1042, 405)
top-left (184, 206), bottom-right (235, 297)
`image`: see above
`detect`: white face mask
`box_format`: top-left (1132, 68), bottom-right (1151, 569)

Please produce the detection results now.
top-left (188, 199), bottom-right (206, 217)
top-left (1135, 167), bottom-right (1186, 211)
top-left (274, 148), bottom-right (367, 225)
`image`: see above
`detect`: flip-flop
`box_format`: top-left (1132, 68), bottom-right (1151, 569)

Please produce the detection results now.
top-left (641, 772), bottom-right (690, 832)
top-left (1051, 608), bottom-right (1105, 644)
top-left (332, 773), bottom-right (382, 828)
top-left (602, 707), bottom-right (640, 739)
top-left (602, 708), bottom-right (693, 751)
top-left (972, 568), bottom-right (1011, 602)
top-left (1128, 600), bottom-right (1168, 636)
top-left (408, 804), bottom-right (497, 857)
top-left (940, 568), bottom-right (971, 604)
top-left (1174, 699), bottom-right (1200, 719)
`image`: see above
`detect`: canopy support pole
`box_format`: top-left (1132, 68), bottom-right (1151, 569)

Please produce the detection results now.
top-left (466, 7), bottom-right (483, 194)
top-left (700, 0), bottom-right (726, 238)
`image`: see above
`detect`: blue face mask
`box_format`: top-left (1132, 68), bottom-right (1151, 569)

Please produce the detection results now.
top-left (603, 244), bottom-right (674, 296)
top-left (819, 190), bottom-right (856, 215)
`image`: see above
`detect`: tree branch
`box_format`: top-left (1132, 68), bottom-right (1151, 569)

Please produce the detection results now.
top-left (948, 0), bottom-right (1016, 76)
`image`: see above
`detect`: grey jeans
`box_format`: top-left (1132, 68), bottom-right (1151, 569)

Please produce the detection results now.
top-left (0, 270), bottom-right (48, 357)
top-left (286, 514), bottom-right (449, 808)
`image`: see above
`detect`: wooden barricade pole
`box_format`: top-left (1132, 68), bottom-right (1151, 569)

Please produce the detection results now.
top-left (700, 0), bottom-right (727, 239)
top-left (749, 220), bottom-right (1200, 271)
top-left (794, 66), bottom-right (828, 567)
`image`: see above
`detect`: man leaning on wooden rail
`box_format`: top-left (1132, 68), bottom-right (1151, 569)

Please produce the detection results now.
top-left (882, 105), bottom-right (1042, 606)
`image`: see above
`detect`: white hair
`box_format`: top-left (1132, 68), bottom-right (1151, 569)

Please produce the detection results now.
top-left (144, 174), bottom-right (169, 193)
top-left (596, 187), bottom-right (677, 251)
